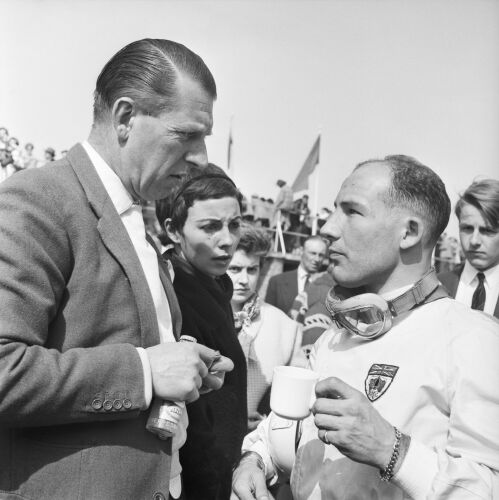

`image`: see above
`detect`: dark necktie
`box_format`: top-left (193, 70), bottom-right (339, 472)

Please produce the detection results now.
top-left (471, 272), bottom-right (486, 311)
top-left (304, 273), bottom-right (310, 290)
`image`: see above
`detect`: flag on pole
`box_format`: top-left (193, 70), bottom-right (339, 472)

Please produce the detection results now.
top-left (291, 135), bottom-right (320, 192)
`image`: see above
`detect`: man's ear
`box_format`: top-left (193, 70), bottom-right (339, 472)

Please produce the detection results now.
top-left (111, 97), bottom-right (135, 143)
top-left (400, 216), bottom-right (424, 250)
top-left (164, 218), bottom-right (181, 244)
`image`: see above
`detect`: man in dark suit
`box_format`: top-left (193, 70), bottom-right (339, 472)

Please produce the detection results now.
top-left (439, 178), bottom-right (499, 318)
top-left (0, 39), bottom-right (232, 499)
top-left (265, 235), bottom-right (328, 315)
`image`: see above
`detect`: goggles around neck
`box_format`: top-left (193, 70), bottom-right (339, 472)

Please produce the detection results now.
top-left (325, 268), bottom-right (447, 340)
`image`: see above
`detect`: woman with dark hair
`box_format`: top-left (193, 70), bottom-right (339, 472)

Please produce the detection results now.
top-left (161, 168), bottom-right (247, 500)
top-left (227, 224), bottom-right (304, 431)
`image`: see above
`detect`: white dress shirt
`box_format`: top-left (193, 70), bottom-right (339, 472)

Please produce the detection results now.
top-left (455, 260), bottom-right (499, 315)
top-left (297, 265), bottom-right (311, 294)
top-left (82, 142), bottom-right (183, 496)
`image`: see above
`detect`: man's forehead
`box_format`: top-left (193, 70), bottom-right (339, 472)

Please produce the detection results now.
top-left (335, 164), bottom-right (391, 203)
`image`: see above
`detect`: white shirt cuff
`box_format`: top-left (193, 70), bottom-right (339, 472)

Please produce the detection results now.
top-left (392, 437), bottom-right (438, 500)
top-left (136, 347), bottom-right (153, 409)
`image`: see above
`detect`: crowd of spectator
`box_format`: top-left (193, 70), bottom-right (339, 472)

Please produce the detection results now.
top-left (0, 125), bottom-right (65, 182)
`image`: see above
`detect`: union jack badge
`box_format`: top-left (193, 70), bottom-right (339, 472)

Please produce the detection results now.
top-left (365, 364), bottom-right (399, 402)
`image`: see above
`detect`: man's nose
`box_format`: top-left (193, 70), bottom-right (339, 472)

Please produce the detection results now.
top-left (470, 228), bottom-right (481, 246)
top-left (320, 213), bottom-right (340, 241)
top-left (185, 140), bottom-right (208, 168)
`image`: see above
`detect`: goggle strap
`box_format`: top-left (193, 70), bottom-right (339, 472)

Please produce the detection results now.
top-left (388, 268), bottom-right (441, 316)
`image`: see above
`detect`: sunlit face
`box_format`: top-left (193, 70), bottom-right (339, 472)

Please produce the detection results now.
top-left (301, 238), bottom-right (328, 273)
top-left (119, 74), bottom-right (214, 201)
top-left (227, 250), bottom-right (261, 306)
top-left (458, 203), bottom-right (499, 271)
top-left (172, 197), bottom-right (241, 277)
top-left (320, 163), bottom-right (403, 292)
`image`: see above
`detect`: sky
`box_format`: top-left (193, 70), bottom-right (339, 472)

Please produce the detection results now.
top-left (2, 0), bottom-right (498, 237)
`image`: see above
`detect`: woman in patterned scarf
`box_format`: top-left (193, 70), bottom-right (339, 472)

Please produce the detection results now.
top-left (227, 224), bottom-right (304, 431)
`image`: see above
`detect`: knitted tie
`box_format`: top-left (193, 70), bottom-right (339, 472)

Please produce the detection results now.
top-left (471, 272), bottom-right (486, 311)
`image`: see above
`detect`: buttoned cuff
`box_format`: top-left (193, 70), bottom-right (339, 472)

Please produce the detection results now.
top-left (136, 347), bottom-right (153, 409)
top-left (392, 437), bottom-right (438, 499)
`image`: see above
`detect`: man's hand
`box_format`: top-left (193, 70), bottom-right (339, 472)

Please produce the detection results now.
top-left (312, 377), bottom-right (395, 469)
top-left (146, 343), bottom-right (233, 403)
top-left (231, 453), bottom-right (273, 500)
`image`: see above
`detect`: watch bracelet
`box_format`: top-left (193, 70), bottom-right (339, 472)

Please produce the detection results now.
top-left (380, 426), bottom-right (402, 482)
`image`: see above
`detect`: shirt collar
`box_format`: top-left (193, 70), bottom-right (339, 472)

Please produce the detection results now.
top-left (82, 141), bottom-right (134, 215)
top-left (298, 264), bottom-right (309, 280)
top-left (462, 259), bottom-right (499, 285)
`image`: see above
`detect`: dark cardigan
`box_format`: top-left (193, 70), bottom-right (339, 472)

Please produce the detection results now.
top-left (169, 254), bottom-right (248, 500)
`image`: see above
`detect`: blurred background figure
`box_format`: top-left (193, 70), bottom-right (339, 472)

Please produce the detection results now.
top-left (439, 178), bottom-right (499, 318)
top-left (273, 179), bottom-right (294, 230)
top-left (227, 224), bottom-right (304, 431)
top-left (265, 235), bottom-right (328, 316)
top-left (0, 127), bottom-right (9, 150)
top-left (37, 146), bottom-right (56, 168)
top-left (20, 142), bottom-right (38, 169)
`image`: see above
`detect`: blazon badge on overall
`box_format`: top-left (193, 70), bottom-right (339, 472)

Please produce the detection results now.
top-left (365, 364), bottom-right (399, 402)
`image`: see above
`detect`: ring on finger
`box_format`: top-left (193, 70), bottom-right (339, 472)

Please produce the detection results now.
top-left (324, 430), bottom-right (331, 445)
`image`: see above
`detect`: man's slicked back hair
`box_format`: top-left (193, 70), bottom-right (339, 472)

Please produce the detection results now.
top-left (356, 155), bottom-right (451, 246)
top-left (455, 178), bottom-right (499, 230)
top-left (93, 38), bottom-right (216, 122)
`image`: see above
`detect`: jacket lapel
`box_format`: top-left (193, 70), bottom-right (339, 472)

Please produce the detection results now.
top-left (67, 144), bottom-right (160, 348)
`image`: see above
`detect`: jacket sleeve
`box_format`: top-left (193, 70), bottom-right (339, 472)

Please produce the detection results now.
top-left (0, 174), bottom-right (145, 427)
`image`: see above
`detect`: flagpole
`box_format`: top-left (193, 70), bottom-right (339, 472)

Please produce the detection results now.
top-left (311, 166), bottom-right (320, 235)
top-left (311, 131), bottom-right (321, 235)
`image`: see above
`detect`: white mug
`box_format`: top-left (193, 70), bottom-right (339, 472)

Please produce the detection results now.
top-left (270, 366), bottom-right (319, 420)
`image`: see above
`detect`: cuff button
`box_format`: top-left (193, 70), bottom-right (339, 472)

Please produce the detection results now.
top-left (103, 400), bottom-right (113, 411)
top-left (123, 399), bottom-right (132, 409)
top-left (91, 399), bottom-right (103, 410)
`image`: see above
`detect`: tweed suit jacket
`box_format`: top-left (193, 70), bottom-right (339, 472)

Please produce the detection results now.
top-left (438, 264), bottom-right (499, 319)
top-left (0, 144), bottom-right (181, 500)
top-left (265, 269), bottom-right (299, 315)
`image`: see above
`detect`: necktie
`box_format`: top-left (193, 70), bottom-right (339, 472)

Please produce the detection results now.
top-left (304, 273), bottom-right (310, 290)
top-left (471, 272), bottom-right (486, 311)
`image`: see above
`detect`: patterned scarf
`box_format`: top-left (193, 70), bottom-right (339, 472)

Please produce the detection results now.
top-left (234, 293), bottom-right (262, 363)
top-left (233, 292), bottom-right (261, 332)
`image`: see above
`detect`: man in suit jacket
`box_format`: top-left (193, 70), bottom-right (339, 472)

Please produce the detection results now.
top-left (0, 39), bottom-right (232, 500)
top-left (439, 178), bottom-right (499, 319)
top-left (265, 235), bottom-right (328, 315)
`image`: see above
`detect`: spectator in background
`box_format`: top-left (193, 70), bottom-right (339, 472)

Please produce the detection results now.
top-left (60, 149), bottom-right (68, 158)
top-left (0, 149), bottom-right (14, 182)
top-left (37, 146), bottom-right (56, 168)
top-left (439, 178), bottom-right (499, 318)
top-left (7, 137), bottom-right (24, 171)
top-left (289, 262), bottom-right (335, 352)
top-left (227, 224), bottom-right (303, 431)
top-left (21, 142), bottom-right (38, 169)
top-left (273, 179), bottom-right (294, 230)
top-left (265, 235), bottom-right (328, 316)
top-left (254, 196), bottom-right (271, 227)
top-left (162, 171), bottom-right (247, 500)
top-left (317, 206), bottom-right (332, 229)
top-left (0, 127), bottom-right (9, 150)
